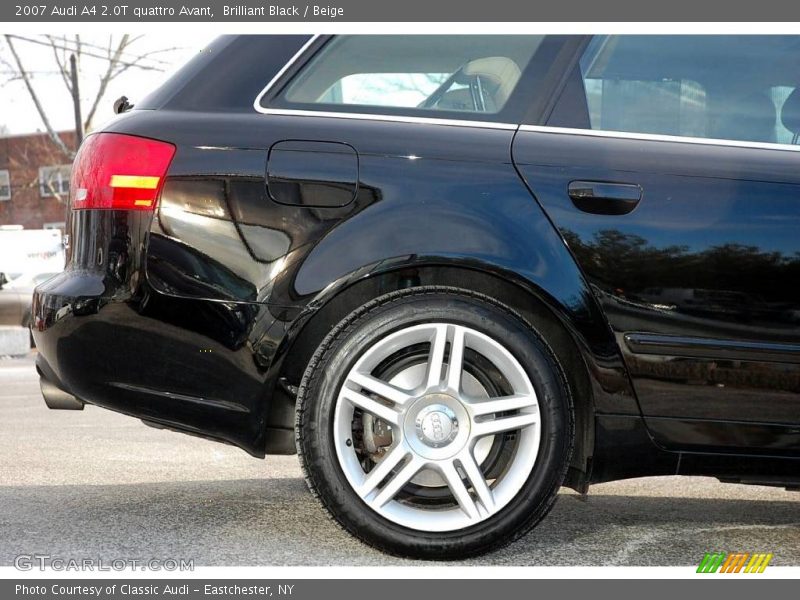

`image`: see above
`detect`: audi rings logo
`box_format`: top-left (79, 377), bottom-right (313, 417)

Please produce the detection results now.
top-left (428, 412), bottom-right (445, 440)
top-left (415, 404), bottom-right (459, 448)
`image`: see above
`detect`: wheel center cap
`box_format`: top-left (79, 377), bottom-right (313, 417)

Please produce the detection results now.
top-left (415, 404), bottom-right (459, 447)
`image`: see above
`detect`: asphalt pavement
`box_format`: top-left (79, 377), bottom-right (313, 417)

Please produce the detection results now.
top-left (1, 353), bottom-right (798, 566)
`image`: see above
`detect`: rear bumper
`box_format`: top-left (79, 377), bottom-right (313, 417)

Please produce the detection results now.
top-left (31, 270), bottom-right (296, 456)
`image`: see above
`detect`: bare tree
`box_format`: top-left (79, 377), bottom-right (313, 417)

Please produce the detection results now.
top-left (1, 34), bottom-right (180, 159)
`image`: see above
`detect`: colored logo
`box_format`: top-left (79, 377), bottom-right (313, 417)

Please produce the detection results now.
top-left (697, 552), bottom-right (773, 573)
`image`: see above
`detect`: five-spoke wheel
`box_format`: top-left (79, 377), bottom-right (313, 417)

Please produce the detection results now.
top-left (297, 288), bottom-right (572, 558)
top-left (334, 322), bottom-right (541, 531)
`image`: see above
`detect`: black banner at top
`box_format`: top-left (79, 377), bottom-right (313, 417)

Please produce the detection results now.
top-left (4, 0), bottom-right (800, 22)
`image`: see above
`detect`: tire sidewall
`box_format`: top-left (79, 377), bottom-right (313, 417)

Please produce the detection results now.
top-left (299, 290), bottom-right (573, 558)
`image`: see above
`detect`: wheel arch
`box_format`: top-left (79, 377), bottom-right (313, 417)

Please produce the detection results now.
top-left (275, 260), bottom-right (601, 490)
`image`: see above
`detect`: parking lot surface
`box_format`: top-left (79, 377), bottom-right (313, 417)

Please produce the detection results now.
top-left (1, 354), bottom-right (798, 566)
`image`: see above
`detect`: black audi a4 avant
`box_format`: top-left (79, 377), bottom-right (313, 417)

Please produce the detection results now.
top-left (32, 35), bottom-right (800, 559)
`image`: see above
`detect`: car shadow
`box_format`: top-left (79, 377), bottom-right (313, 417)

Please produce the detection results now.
top-left (0, 478), bottom-right (797, 566)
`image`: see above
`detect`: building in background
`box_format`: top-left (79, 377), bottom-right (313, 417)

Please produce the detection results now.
top-left (0, 131), bottom-right (76, 231)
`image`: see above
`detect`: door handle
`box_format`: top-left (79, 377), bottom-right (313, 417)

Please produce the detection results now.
top-left (568, 181), bottom-right (642, 215)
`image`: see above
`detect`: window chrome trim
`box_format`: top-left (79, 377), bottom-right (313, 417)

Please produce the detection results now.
top-left (252, 34), bottom-right (518, 131)
top-left (253, 34), bottom-right (322, 112)
top-left (254, 39), bottom-right (800, 143)
top-left (519, 125), bottom-right (800, 153)
top-left (254, 107), bottom-right (518, 130)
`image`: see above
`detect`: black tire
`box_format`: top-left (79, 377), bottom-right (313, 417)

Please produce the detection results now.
top-left (296, 286), bottom-right (574, 559)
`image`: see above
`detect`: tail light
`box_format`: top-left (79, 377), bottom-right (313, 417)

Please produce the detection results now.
top-left (70, 133), bottom-right (176, 211)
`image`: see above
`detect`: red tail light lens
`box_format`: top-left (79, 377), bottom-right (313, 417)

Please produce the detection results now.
top-left (70, 133), bottom-right (176, 211)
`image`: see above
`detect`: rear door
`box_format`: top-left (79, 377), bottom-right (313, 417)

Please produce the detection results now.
top-left (513, 35), bottom-right (800, 455)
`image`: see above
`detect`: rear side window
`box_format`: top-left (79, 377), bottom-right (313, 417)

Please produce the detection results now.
top-left (274, 35), bottom-right (544, 116)
top-left (550, 35), bottom-right (800, 146)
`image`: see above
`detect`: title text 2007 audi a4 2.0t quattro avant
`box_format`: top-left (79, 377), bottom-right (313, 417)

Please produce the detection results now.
top-left (33, 35), bottom-right (800, 558)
